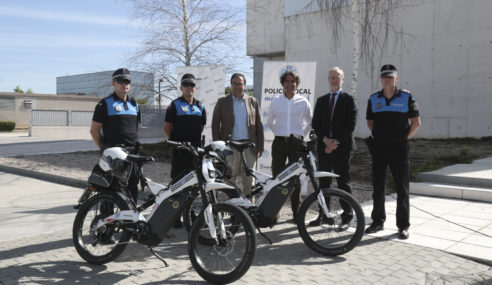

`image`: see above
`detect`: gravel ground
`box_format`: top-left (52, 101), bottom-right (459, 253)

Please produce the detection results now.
top-left (0, 151), bottom-right (171, 185)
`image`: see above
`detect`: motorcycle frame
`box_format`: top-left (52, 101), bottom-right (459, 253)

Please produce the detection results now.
top-left (227, 148), bottom-right (338, 220)
top-left (93, 150), bottom-right (234, 241)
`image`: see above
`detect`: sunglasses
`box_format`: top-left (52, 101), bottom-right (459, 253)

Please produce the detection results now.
top-left (182, 82), bottom-right (196, 87)
top-left (116, 79), bottom-right (131, 84)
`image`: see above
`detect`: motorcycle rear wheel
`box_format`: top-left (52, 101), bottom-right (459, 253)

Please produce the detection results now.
top-left (72, 193), bottom-right (132, 265)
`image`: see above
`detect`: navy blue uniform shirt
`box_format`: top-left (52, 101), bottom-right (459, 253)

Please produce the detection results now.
top-left (366, 89), bottom-right (419, 143)
top-left (165, 96), bottom-right (206, 144)
top-left (92, 93), bottom-right (141, 146)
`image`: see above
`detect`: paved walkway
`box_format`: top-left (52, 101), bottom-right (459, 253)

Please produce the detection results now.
top-left (0, 131), bottom-right (164, 157)
top-left (361, 195), bottom-right (492, 263)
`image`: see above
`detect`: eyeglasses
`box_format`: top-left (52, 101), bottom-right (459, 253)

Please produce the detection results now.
top-left (182, 83), bottom-right (196, 87)
top-left (329, 76), bottom-right (341, 80)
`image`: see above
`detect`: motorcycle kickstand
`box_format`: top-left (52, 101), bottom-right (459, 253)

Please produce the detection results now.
top-left (148, 247), bottom-right (168, 267)
top-left (256, 227), bottom-right (272, 244)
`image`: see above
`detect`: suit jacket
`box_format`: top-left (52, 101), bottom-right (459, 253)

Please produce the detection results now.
top-left (312, 91), bottom-right (358, 151)
top-left (212, 94), bottom-right (264, 152)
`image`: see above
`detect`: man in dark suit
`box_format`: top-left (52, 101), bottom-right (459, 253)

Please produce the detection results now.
top-left (310, 66), bottom-right (358, 228)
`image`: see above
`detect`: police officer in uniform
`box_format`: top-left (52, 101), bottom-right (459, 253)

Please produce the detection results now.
top-left (164, 73), bottom-right (206, 227)
top-left (90, 68), bottom-right (141, 203)
top-left (364, 64), bottom-right (421, 240)
top-left (164, 73), bottom-right (207, 178)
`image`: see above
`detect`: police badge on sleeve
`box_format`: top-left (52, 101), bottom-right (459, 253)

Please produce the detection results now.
top-left (410, 100), bottom-right (418, 111)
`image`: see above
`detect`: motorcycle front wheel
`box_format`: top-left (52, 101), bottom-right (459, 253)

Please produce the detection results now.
top-left (188, 203), bottom-right (256, 284)
top-left (297, 188), bottom-right (365, 256)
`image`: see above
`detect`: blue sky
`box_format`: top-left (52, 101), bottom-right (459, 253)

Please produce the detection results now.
top-left (0, 0), bottom-right (251, 94)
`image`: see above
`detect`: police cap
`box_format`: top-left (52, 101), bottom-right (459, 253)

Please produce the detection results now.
top-left (112, 68), bottom-right (131, 83)
top-left (181, 73), bottom-right (197, 86)
top-left (380, 64), bottom-right (397, 78)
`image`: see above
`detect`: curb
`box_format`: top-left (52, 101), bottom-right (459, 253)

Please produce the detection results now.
top-left (416, 172), bottom-right (492, 189)
top-left (0, 164), bottom-right (88, 189)
top-left (410, 182), bottom-right (492, 203)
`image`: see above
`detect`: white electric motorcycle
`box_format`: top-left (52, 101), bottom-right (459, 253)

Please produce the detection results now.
top-left (72, 140), bottom-right (256, 284)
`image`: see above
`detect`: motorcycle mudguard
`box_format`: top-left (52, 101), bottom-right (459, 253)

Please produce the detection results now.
top-left (313, 171), bottom-right (339, 178)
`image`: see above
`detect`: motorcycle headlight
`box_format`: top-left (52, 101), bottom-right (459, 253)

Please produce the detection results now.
top-left (202, 158), bottom-right (216, 182)
top-left (209, 168), bottom-right (217, 179)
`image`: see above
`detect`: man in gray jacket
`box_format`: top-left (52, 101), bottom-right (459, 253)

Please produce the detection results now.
top-left (212, 73), bottom-right (264, 195)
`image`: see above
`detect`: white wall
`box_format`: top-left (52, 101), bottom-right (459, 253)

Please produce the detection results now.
top-left (247, 0), bottom-right (492, 138)
top-left (247, 0), bottom-right (285, 56)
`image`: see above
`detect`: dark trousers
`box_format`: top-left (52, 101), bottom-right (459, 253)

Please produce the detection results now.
top-left (371, 141), bottom-right (410, 230)
top-left (127, 161), bottom-right (140, 202)
top-left (318, 146), bottom-right (353, 222)
top-left (171, 149), bottom-right (195, 180)
top-left (271, 137), bottom-right (301, 218)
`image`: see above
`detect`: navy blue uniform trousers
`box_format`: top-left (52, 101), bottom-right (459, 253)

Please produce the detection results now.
top-left (371, 141), bottom-right (410, 230)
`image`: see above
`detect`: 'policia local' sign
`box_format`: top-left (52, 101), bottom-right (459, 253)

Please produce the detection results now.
top-left (263, 88), bottom-right (312, 96)
top-left (258, 61), bottom-right (317, 177)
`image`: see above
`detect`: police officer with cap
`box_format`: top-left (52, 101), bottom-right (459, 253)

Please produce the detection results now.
top-left (164, 73), bottom-right (206, 228)
top-left (90, 68), bottom-right (141, 202)
top-left (365, 64), bottom-right (421, 239)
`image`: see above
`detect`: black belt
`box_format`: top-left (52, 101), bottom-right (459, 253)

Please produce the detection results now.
top-left (274, 135), bottom-right (302, 141)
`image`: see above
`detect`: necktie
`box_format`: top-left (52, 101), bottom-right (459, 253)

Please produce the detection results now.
top-left (329, 92), bottom-right (336, 119)
top-left (329, 93), bottom-right (336, 134)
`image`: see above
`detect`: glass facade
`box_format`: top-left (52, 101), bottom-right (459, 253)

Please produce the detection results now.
top-left (56, 70), bottom-right (154, 101)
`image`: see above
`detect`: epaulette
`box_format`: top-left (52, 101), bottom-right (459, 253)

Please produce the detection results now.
top-left (194, 98), bottom-right (202, 107)
top-left (399, 89), bottom-right (411, 95)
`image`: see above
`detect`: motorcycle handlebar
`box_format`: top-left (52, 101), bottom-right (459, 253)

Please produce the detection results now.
top-left (165, 139), bottom-right (207, 158)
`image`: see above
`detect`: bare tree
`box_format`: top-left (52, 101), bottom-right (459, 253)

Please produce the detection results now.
top-left (300, 0), bottom-right (415, 94)
top-left (124, 0), bottom-right (246, 101)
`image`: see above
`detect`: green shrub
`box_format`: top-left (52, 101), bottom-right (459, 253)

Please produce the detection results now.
top-left (0, 121), bottom-right (15, 131)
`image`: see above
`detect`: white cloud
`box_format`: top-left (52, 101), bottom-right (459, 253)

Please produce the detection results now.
top-left (0, 5), bottom-right (142, 28)
top-left (0, 32), bottom-right (140, 48)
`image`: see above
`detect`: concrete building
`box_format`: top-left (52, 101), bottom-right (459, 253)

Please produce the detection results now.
top-left (0, 92), bottom-right (99, 129)
top-left (56, 70), bottom-right (155, 102)
top-left (247, 0), bottom-right (492, 138)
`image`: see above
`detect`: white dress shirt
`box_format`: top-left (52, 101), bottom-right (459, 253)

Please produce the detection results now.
top-left (267, 94), bottom-right (312, 137)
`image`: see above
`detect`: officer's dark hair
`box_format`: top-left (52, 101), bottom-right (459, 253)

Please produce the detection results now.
top-left (230, 73), bottom-right (246, 85)
top-left (280, 70), bottom-right (301, 86)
